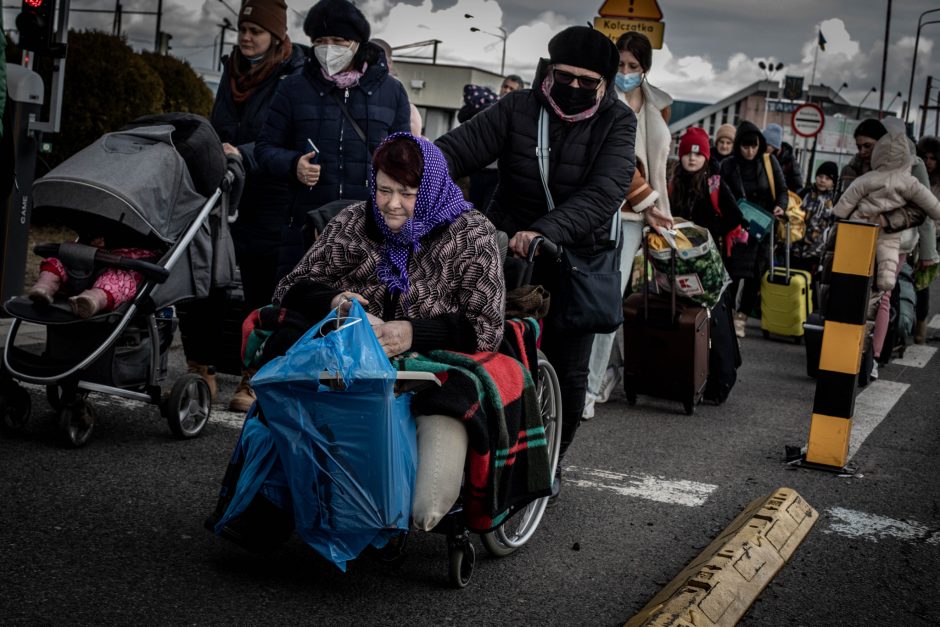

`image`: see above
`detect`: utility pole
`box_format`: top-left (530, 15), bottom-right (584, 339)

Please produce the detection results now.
top-left (154, 0), bottom-right (163, 52)
top-left (112, 0), bottom-right (122, 36)
top-left (878, 0), bottom-right (892, 117)
top-left (921, 76), bottom-right (932, 137)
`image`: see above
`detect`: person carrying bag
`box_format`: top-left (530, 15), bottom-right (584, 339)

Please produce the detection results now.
top-left (535, 108), bottom-right (624, 334)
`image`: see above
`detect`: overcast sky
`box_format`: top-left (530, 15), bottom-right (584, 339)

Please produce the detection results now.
top-left (4, 0), bottom-right (939, 120)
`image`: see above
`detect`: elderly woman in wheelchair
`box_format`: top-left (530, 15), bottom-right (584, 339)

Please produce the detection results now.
top-left (208, 133), bottom-right (560, 586)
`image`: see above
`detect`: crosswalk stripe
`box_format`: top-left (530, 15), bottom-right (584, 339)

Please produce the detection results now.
top-left (564, 465), bottom-right (717, 507)
top-left (824, 507), bottom-right (940, 545)
top-left (928, 314), bottom-right (940, 330)
top-left (891, 344), bottom-right (937, 368)
top-left (847, 379), bottom-right (909, 461)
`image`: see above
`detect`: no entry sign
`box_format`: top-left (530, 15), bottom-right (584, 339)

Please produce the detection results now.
top-left (791, 103), bottom-right (825, 138)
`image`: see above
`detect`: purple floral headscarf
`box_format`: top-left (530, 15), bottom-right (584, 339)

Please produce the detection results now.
top-left (371, 132), bottom-right (471, 295)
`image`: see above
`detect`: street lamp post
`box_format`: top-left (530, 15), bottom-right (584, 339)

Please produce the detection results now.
top-left (465, 13), bottom-right (507, 76)
top-left (835, 82), bottom-right (849, 100)
top-left (857, 87), bottom-right (877, 119)
top-left (905, 8), bottom-right (940, 124)
top-left (758, 60), bottom-right (784, 128)
top-left (885, 90), bottom-right (903, 113)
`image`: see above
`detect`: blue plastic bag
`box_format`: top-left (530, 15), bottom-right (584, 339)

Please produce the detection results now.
top-left (235, 300), bottom-right (417, 570)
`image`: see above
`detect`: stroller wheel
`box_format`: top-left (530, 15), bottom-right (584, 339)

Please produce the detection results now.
top-left (0, 385), bottom-right (32, 436)
top-left (166, 374), bottom-right (211, 439)
top-left (46, 385), bottom-right (65, 411)
top-left (58, 399), bottom-right (95, 448)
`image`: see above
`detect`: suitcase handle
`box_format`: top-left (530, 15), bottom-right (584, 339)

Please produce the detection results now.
top-left (769, 217), bottom-right (792, 282)
top-left (642, 227), bottom-right (677, 323)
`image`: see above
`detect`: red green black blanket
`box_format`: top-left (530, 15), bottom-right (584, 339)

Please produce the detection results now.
top-left (396, 318), bottom-right (552, 532)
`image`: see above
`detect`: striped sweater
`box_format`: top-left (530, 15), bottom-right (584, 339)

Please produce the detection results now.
top-left (273, 201), bottom-right (506, 353)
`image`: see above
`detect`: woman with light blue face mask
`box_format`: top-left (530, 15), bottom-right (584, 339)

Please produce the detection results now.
top-left (583, 32), bottom-right (675, 420)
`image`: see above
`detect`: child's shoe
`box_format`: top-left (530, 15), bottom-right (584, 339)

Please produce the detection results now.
top-left (69, 288), bottom-right (109, 319)
top-left (27, 271), bottom-right (62, 305)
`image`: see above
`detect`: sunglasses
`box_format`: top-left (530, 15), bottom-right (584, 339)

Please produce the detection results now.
top-left (552, 69), bottom-right (602, 90)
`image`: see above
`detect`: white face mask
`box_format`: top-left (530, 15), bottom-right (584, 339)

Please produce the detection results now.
top-left (315, 43), bottom-right (358, 76)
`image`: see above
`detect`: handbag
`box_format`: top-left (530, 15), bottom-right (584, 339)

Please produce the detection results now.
top-left (647, 221), bottom-right (731, 308)
top-left (737, 198), bottom-right (774, 243)
top-left (245, 300), bottom-right (417, 571)
top-left (536, 108), bottom-right (624, 334)
top-left (764, 154), bottom-right (806, 243)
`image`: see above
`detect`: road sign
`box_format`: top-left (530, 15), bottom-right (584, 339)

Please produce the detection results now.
top-left (599, 0), bottom-right (663, 20)
top-left (593, 16), bottom-right (665, 49)
top-left (791, 103), bottom-right (825, 138)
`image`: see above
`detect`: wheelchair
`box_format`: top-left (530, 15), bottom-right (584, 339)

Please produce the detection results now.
top-left (429, 234), bottom-right (562, 587)
top-left (207, 232), bottom-right (563, 588)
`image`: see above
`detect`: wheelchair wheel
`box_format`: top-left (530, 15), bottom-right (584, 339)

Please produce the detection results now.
top-left (448, 541), bottom-right (475, 589)
top-left (481, 351), bottom-right (562, 558)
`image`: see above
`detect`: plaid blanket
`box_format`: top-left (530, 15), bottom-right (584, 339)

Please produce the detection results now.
top-left (397, 319), bottom-right (551, 532)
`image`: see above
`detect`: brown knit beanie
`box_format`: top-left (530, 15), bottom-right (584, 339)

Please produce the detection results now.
top-left (239, 0), bottom-right (288, 41)
top-left (715, 124), bottom-right (736, 144)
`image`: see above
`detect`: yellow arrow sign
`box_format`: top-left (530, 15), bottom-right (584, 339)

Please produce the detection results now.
top-left (599, 0), bottom-right (663, 20)
top-left (593, 16), bottom-right (665, 49)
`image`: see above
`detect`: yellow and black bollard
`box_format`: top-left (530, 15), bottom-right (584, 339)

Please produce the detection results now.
top-left (803, 220), bottom-right (878, 470)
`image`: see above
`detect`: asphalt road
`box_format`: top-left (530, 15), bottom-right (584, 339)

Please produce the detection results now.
top-left (2, 296), bottom-right (939, 625)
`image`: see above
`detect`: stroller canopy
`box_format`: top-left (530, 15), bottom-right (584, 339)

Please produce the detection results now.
top-left (31, 124), bottom-right (211, 244)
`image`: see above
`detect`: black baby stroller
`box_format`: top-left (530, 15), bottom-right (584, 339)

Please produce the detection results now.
top-left (0, 114), bottom-right (244, 447)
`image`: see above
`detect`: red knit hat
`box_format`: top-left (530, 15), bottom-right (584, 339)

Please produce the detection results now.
top-left (679, 127), bottom-right (710, 160)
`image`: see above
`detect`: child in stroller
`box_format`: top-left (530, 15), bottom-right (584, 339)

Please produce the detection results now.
top-left (0, 114), bottom-right (243, 447)
top-left (28, 231), bottom-right (161, 319)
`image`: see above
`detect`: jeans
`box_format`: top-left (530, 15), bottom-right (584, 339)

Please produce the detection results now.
top-left (586, 219), bottom-right (644, 397)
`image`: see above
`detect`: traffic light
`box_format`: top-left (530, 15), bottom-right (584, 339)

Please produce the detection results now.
top-left (16, 0), bottom-right (57, 53)
top-left (158, 31), bottom-right (173, 55)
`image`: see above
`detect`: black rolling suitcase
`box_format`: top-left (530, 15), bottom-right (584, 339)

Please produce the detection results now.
top-left (622, 235), bottom-right (710, 415)
top-left (703, 289), bottom-right (741, 404)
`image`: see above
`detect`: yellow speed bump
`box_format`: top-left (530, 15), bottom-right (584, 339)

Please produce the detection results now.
top-left (626, 488), bottom-right (817, 627)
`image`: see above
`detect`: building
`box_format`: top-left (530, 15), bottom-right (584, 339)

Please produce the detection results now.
top-left (393, 60), bottom-right (506, 140)
top-left (668, 81), bottom-right (894, 180)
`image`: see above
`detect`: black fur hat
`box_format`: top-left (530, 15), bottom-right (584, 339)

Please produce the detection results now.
top-left (303, 0), bottom-right (370, 43)
top-left (547, 26), bottom-right (619, 84)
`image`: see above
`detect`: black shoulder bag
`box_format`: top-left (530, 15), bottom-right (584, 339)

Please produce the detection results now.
top-left (536, 108), bottom-right (624, 334)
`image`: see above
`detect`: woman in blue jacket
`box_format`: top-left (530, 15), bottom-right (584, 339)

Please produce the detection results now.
top-left (181, 0), bottom-right (305, 413)
top-left (255, 0), bottom-right (412, 277)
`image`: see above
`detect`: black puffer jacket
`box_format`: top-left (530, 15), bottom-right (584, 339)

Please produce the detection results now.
top-left (255, 43), bottom-right (411, 221)
top-left (435, 60), bottom-right (636, 254)
top-left (719, 120), bottom-right (788, 212)
top-left (211, 44), bottom-right (307, 253)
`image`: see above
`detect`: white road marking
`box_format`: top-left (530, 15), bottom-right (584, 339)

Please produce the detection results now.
top-left (564, 465), bottom-right (717, 507)
top-left (891, 344), bottom-right (937, 368)
top-left (927, 314), bottom-right (940, 330)
top-left (848, 380), bottom-right (909, 461)
top-left (824, 507), bottom-right (940, 545)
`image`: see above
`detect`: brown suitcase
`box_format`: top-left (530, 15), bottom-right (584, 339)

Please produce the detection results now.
top-left (622, 235), bottom-right (710, 415)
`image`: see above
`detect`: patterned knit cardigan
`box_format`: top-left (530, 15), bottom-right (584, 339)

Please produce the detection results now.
top-left (273, 201), bottom-right (506, 352)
